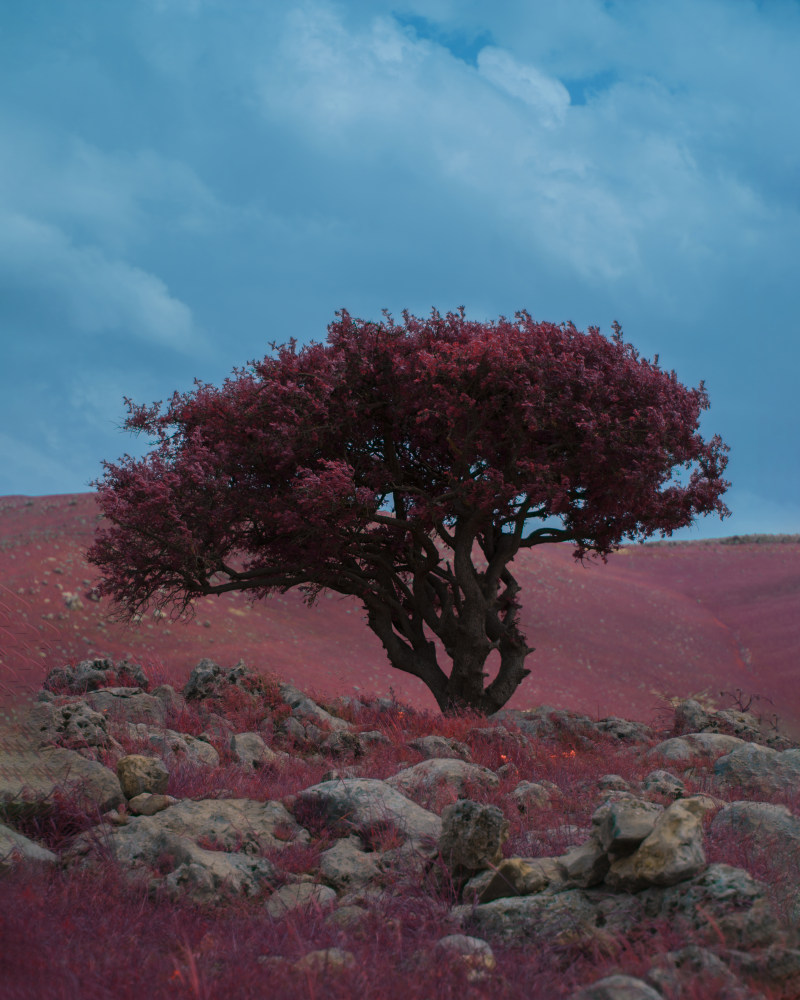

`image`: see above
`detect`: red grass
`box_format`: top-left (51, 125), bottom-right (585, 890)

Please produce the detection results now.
top-left (2, 495), bottom-right (799, 997)
top-left (2, 493), bottom-right (799, 738)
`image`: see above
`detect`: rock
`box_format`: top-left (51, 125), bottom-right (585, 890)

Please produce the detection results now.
top-left (318, 730), bottom-right (364, 756)
top-left (639, 863), bottom-right (779, 949)
top-left (65, 797), bottom-right (309, 879)
top-left (408, 735), bottom-right (472, 760)
top-left (433, 934), bottom-right (496, 980)
top-left (293, 948), bottom-right (355, 974)
top-left (0, 822), bottom-right (59, 873)
top-left (386, 758), bottom-right (498, 806)
top-left (558, 841), bottom-right (610, 888)
top-left (229, 732), bottom-right (279, 769)
top-left (278, 716), bottom-right (307, 743)
top-left (642, 769), bottom-right (685, 798)
top-left (710, 801), bottom-right (800, 848)
top-left (510, 780), bottom-right (552, 811)
top-left (650, 733), bottom-right (747, 762)
top-left (597, 774), bottom-right (632, 793)
top-left (476, 857), bottom-right (561, 903)
top-left (647, 945), bottom-right (755, 999)
top-left (319, 836), bottom-right (380, 892)
top-left (0, 745), bottom-right (124, 821)
top-left (592, 798), bottom-right (663, 855)
top-left (324, 904), bottom-right (370, 932)
top-left (123, 723), bottom-right (220, 769)
top-left (182, 659), bottom-right (227, 701)
top-left (355, 730), bottom-right (390, 749)
top-left (438, 799), bottom-right (508, 874)
top-left (150, 685), bottom-right (186, 715)
top-left (715, 744), bottom-right (800, 793)
top-left (265, 882), bottom-right (337, 919)
top-left (293, 778), bottom-right (441, 851)
top-left (727, 944), bottom-right (800, 998)
top-left (594, 718), bottom-right (653, 743)
top-left (116, 755), bottom-right (170, 799)
top-left (22, 700), bottom-right (122, 754)
top-left (43, 658), bottom-right (149, 695)
top-left (84, 688), bottom-right (166, 725)
top-left (452, 889), bottom-right (598, 946)
top-left (605, 798), bottom-right (707, 890)
top-left (278, 683), bottom-right (352, 732)
top-left (157, 846), bottom-right (277, 904)
top-left (673, 699), bottom-right (713, 734)
top-left (569, 974), bottom-right (662, 1000)
top-left (127, 793), bottom-right (175, 816)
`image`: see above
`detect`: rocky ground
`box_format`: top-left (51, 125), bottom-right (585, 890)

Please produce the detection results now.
top-left (1, 657), bottom-right (799, 999)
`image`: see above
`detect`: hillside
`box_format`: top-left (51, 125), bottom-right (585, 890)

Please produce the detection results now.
top-left (1, 493), bottom-right (798, 736)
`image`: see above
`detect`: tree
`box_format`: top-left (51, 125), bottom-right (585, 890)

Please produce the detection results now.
top-left (88, 309), bottom-right (730, 715)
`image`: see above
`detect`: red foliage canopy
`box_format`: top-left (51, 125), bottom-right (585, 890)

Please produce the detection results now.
top-left (88, 309), bottom-right (729, 713)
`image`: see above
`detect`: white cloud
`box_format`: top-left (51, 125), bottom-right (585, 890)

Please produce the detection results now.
top-left (477, 46), bottom-right (569, 124)
top-left (0, 211), bottom-right (196, 350)
top-left (252, 2), bottom-right (791, 289)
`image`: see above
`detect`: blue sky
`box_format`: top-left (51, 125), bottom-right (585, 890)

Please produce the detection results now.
top-left (1, 0), bottom-right (798, 539)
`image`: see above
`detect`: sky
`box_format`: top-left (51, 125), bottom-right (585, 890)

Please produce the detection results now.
top-left (1, 0), bottom-right (798, 540)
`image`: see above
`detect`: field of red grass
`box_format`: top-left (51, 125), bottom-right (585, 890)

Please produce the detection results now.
top-left (1, 492), bottom-right (798, 736)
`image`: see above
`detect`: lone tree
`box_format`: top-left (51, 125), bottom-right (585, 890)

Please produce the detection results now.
top-left (88, 309), bottom-right (730, 714)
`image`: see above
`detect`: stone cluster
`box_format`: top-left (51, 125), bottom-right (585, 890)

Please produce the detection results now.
top-left (1, 658), bottom-right (799, 998)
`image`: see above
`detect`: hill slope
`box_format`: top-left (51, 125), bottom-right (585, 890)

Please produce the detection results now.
top-left (1, 493), bottom-right (798, 735)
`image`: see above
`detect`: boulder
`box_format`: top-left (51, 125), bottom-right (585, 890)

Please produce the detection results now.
top-left (647, 945), bottom-right (754, 999)
top-left (229, 732), bottom-right (279, 769)
top-left (433, 934), bottom-right (496, 980)
top-left (84, 688), bottom-right (166, 725)
top-left (438, 799), bottom-right (508, 874)
top-left (604, 798), bottom-right (707, 890)
top-left (642, 769), bottom-right (685, 799)
top-left (710, 800), bottom-right (800, 848)
top-left (0, 745), bottom-right (124, 821)
top-left (558, 840), bottom-right (610, 888)
top-left (123, 723), bottom-right (220, 769)
top-left (318, 730), bottom-right (364, 756)
top-left (386, 758), bottom-right (498, 806)
top-left (22, 700), bottom-right (123, 754)
top-left (408, 735), bottom-right (471, 760)
top-left (293, 948), bottom-right (355, 974)
top-left (476, 857), bottom-right (561, 903)
top-left (569, 975), bottom-right (662, 1000)
top-left (649, 733), bottom-right (747, 762)
top-left (319, 836), bottom-right (380, 893)
top-left (594, 718), bottom-right (653, 743)
top-left (264, 881), bottom-right (337, 919)
top-left (278, 683), bottom-right (352, 732)
top-left (639, 863), bottom-right (779, 949)
top-left (592, 797), bottom-right (663, 855)
top-left (127, 793), bottom-right (175, 816)
top-left (597, 774), bottom-right (633, 793)
top-left (727, 944), bottom-right (800, 998)
top-left (65, 797), bottom-right (309, 877)
top-left (452, 889), bottom-right (598, 946)
top-left (43, 658), bottom-right (149, 695)
top-left (0, 822), bottom-right (59, 873)
top-left (714, 744), bottom-right (800, 793)
top-left (116, 755), bottom-right (170, 799)
top-left (181, 659), bottom-right (228, 701)
top-left (293, 778), bottom-right (441, 851)
top-left (157, 843), bottom-right (278, 904)
top-left (673, 699), bottom-right (713, 734)
top-left (510, 780), bottom-right (552, 811)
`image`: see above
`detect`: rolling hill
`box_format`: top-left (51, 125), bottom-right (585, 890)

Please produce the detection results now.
top-left (1, 493), bottom-right (798, 736)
